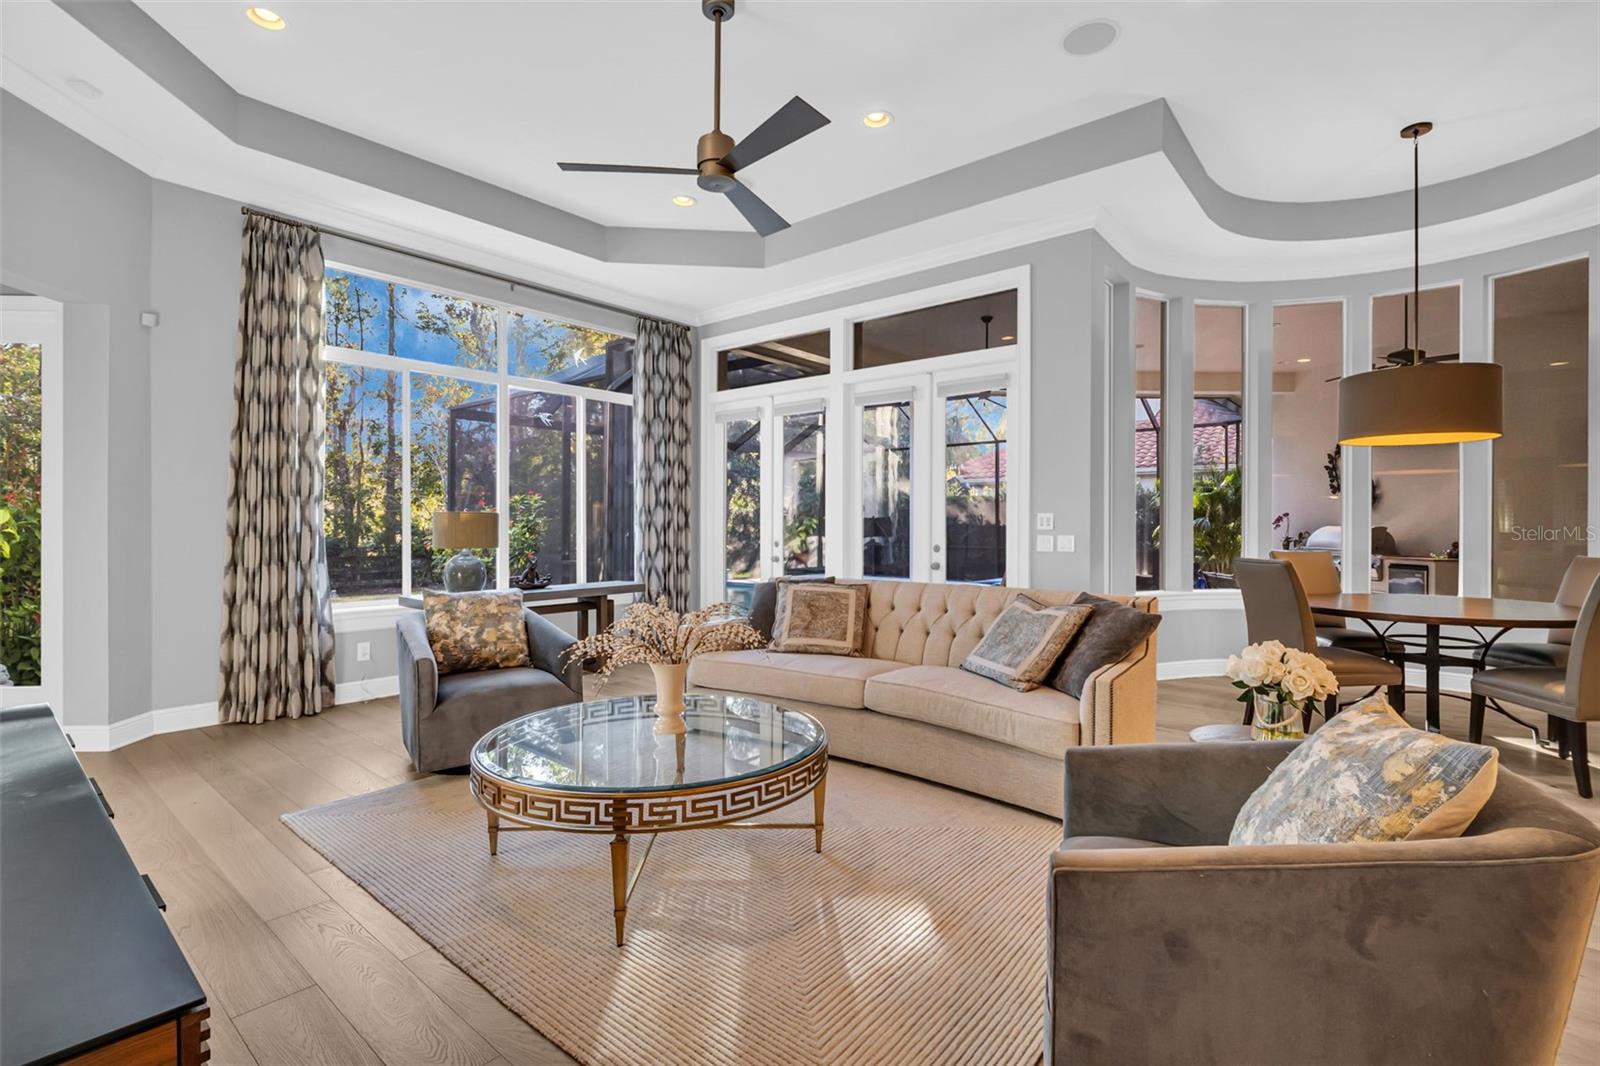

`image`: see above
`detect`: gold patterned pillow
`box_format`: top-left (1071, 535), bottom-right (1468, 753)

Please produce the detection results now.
top-left (423, 590), bottom-right (530, 675)
top-left (771, 580), bottom-right (869, 656)
top-left (960, 599), bottom-right (1094, 691)
top-left (1230, 699), bottom-right (1498, 846)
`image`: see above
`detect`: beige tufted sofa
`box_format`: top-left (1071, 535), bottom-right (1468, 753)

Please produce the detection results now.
top-left (688, 580), bottom-right (1159, 817)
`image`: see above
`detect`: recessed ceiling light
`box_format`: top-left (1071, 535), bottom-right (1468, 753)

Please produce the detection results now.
top-left (1062, 19), bottom-right (1118, 56)
top-left (862, 111), bottom-right (893, 129)
top-left (1550, 360), bottom-right (1571, 367)
top-left (671, 195), bottom-right (697, 208)
top-left (246, 7), bottom-right (286, 31)
top-left (1297, 357), bottom-right (1312, 364)
top-left (1000, 335), bottom-right (1015, 342)
top-left (64, 76), bottom-right (103, 99)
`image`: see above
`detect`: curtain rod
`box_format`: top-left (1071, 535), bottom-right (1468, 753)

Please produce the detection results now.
top-left (239, 205), bottom-right (668, 325)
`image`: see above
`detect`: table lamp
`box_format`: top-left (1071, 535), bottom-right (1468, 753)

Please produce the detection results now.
top-left (432, 511), bottom-right (498, 592)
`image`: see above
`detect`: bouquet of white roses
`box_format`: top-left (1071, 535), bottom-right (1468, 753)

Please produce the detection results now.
top-left (1224, 640), bottom-right (1339, 710)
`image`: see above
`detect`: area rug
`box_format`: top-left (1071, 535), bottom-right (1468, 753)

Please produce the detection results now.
top-left (283, 762), bottom-right (1059, 1066)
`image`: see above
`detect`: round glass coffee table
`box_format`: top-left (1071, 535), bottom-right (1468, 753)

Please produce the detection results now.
top-left (469, 693), bottom-right (827, 944)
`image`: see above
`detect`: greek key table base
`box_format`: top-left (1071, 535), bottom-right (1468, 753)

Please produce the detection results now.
top-left (470, 743), bottom-right (827, 945)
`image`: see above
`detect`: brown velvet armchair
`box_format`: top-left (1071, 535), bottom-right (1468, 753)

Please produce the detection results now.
top-left (1047, 742), bottom-right (1600, 1066)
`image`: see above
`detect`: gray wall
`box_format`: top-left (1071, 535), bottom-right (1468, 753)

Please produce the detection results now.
top-left (147, 181), bottom-right (242, 710)
top-left (2, 92), bottom-right (154, 729)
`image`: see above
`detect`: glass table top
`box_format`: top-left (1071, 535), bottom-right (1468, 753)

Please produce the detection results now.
top-left (471, 694), bottom-right (825, 794)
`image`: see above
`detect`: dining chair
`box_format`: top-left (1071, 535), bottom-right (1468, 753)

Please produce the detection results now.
top-left (1470, 574), bottom-right (1600, 798)
top-left (1481, 555), bottom-right (1600, 670)
top-left (1269, 549), bottom-right (1391, 657)
top-left (1234, 558), bottom-right (1405, 730)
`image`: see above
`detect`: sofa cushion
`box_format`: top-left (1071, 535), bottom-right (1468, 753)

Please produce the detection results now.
top-left (864, 665), bottom-right (1081, 758)
top-left (424, 590), bottom-right (530, 675)
top-left (688, 650), bottom-right (904, 708)
top-left (1058, 835), bottom-right (1173, 851)
top-left (961, 599), bottom-right (1093, 691)
top-left (772, 581), bottom-right (870, 656)
top-left (1230, 699), bottom-right (1499, 846)
top-left (746, 576), bottom-right (834, 640)
top-left (1048, 593), bottom-right (1161, 698)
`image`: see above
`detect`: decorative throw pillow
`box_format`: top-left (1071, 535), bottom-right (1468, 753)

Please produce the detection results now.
top-left (1230, 699), bottom-right (1498, 846)
top-left (423, 590), bottom-right (531, 675)
top-left (1048, 592), bottom-right (1161, 698)
top-left (771, 580), bottom-right (869, 656)
top-left (961, 599), bottom-right (1094, 691)
top-left (747, 576), bottom-right (835, 640)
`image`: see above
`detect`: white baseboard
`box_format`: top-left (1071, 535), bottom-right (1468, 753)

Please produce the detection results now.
top-left (335, 675), bottom-right (399, 705)
top-left (1158, 658), bottom-right (1229, 680)
top-left (67, 701), bottom-right (219, 752)
top-left (65, 679), bottom-right (401, 752)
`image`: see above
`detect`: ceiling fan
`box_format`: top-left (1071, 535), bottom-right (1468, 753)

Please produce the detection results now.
top-left (1323, 297), bottom-right (1461, 382)
top-left (556, 0), bottom-right (829, 237)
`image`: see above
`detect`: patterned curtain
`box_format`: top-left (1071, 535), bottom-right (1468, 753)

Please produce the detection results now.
top-left (218, 214), bottom-right (335, 724)
top-left (634, 317), bottom-right (694, 609)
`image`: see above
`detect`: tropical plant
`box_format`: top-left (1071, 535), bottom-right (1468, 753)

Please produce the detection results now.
top-left (0, 341), bottom-right (43, 686)
top-left (1192, 466), bottom-right (1243, 578)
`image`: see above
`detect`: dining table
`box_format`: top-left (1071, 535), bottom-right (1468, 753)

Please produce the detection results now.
top-left (1305, 592), bottom-right (1582, 734)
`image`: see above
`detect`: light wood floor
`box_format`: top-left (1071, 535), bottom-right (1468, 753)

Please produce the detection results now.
top-left (79, 671), bottom-right (1599, 1066)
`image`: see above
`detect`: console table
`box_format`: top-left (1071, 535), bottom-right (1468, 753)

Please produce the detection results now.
top-left (400, 580), bottom-right (643, 638)
top-left (1, 705), bottom-right (208, 1065)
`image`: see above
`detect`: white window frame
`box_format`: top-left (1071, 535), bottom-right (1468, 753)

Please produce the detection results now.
top-left (697, 266), bottom-right (1030, 605)
top-left (321, 262), bottom-right (636, 613)
top-left (0, 297), bottom-right (64, 715)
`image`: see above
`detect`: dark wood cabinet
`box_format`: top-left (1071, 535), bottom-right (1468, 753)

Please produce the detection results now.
top-left (1, 706), bottom-right (208, 1066)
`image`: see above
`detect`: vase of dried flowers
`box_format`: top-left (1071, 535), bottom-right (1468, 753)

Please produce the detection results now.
top-left (565, 598), bottom-right (766, 734)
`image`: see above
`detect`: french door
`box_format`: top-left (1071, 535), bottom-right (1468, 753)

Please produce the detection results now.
top-left (715, 393), bottom-right (830, 608)
top-left (714, 367), bottom-right (1016, 604)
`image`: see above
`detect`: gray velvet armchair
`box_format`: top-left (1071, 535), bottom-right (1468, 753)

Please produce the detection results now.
top-left (1048, 742), bottom-right (1600, 1066)
top-left (397, 608), bottom-right (583, 772)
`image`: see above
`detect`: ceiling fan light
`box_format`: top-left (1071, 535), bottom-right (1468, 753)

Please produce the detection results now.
top-left (1338, 361), bottom-right (1503, 446)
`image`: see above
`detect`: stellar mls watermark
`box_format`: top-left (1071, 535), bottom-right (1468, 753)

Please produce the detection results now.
top-left (1507, 524), bottom-right (1598, 542)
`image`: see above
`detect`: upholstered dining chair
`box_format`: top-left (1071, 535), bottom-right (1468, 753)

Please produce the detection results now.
top-left (1470, 573), bottom-right (1600, 798)
top-left (1234, 558), bottom-right (1404, 729)
top-left (1269, 549), bottom-right (1390, 656)
top-left (1481, 555), bottom-right (1600, 670)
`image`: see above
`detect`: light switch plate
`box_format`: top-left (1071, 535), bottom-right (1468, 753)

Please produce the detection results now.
top-left (1035, 513), bottom-right (1055, 531)
top-left (1057, 535), bottom-right (1076, 553)
top-left (1035, 534), bottom-right (1054, 553)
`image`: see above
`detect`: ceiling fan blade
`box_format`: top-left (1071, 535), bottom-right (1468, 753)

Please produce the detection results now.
top-left (557, 162), bottom-right (699, 175)
top-left (721, 96), bottom-right (830, 172)
top-left (724, 180), bottom-right (789, 237)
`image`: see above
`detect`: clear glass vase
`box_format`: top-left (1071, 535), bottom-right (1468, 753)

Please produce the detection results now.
top-left (1251, 693), bottom-right (1308, 741)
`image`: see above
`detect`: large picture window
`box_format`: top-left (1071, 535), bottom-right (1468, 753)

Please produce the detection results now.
top-left (322, 267), bottom-right (635, 601)
top-left (1134, 297), bottom-right (1165, 591)
top-left (1492, 258), bottom-right (1590, 599)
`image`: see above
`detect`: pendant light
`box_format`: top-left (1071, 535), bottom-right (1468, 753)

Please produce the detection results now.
top-left (1338, 122), bottom-right (1502, 446)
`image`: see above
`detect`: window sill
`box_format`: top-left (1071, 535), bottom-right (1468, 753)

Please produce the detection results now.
top-left (331, 599), bottom-right (413, 633)
top-left (1145, 589), bottom-right (1244, 611)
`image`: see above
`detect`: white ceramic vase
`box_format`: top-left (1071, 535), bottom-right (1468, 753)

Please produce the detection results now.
top-left (650, 662), bottom-right (689, 734)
